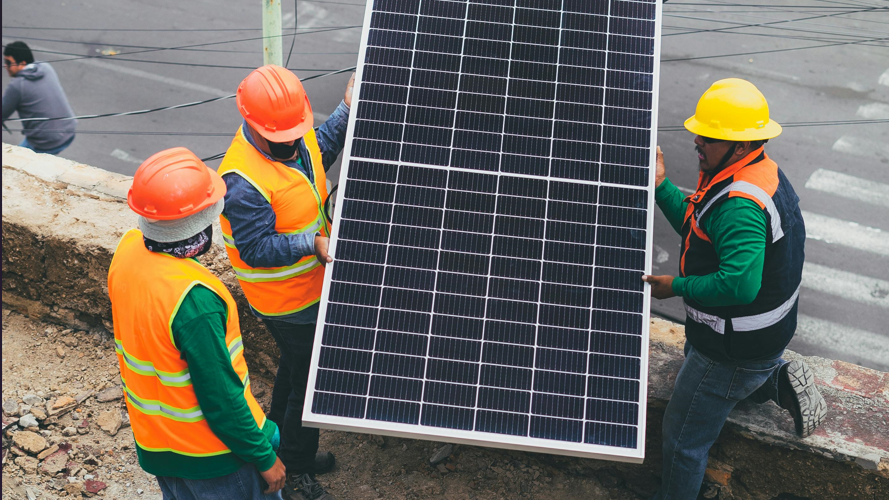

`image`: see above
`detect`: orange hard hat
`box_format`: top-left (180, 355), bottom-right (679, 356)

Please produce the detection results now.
top-left (128, 147), bottom-right (226, 220)
top-left (236, 65), bottom-right (314, 143)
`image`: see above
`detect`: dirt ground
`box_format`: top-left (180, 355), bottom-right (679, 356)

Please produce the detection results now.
top-left (2, 309), bottom-right (645, 500)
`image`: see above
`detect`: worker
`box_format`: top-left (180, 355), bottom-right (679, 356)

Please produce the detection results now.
top-left (2, 41), bottom-right (76, 155)
top-left (107, 148), bottom-right (286, 499)
top-left (218, 64), bottom-right (353, 500)
top-left (642, 78), bottom-right (827, 499)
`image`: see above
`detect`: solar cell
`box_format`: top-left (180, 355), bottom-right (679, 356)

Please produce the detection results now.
top-left (305, 0), bottom-right (661, 463)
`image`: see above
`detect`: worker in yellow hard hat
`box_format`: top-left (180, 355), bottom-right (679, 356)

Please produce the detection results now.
top-left (642, 79), bottom-right (826, 499)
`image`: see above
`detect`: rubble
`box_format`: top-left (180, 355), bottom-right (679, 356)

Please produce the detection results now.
top-left (2, 399), bottom-right (18, 416)
top-left (22, 395), bottom-right (44, 407)
top-left (12, 431), bottom-right (47, 455)
top-left (47, 396), bottom-right (77, 417)
top-left (18, 414), bottom-right (39, 430)
top-left (97, 409), bottom-right (123, 436)
top-left (96, 385), bottom-right (123, 403)
top-left (36, 444), bottom-right (59, 461)
top-left (14, 456), bottom-right (39, 475)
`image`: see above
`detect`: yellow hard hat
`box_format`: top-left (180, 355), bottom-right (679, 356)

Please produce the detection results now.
top-left (684, 78), bottom-right (782, 141)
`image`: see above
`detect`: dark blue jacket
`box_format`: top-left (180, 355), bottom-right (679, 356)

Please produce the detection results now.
top-left (221, 100), bottom-right (350, 324)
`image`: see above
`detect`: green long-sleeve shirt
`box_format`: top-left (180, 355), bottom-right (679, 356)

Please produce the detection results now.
top-left (655, 178), bottom-right (767, 307)
top-left (135, 285), bottom-right (277, 480)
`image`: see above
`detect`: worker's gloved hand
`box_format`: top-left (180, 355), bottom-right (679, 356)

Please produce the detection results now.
top-left (655, 145), bottom-right (666, 187)
top-left (344, 72), bottom-right (356, 108)
top-left (259, 456), bottom-right (286, 493)
top-left (315, 235), bottom-right (333, 266)
top-left (642, 274), bottom-right (676, 299)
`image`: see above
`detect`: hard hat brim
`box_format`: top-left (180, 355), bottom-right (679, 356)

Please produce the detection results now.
top-left (684, 115), bottom-right (782, 141)
top-left (248, 94), bottom-right (315, 144)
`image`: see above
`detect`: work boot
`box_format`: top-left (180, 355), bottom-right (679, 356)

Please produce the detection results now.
top-left (284, 473), bottom-right (336, 500)
top-left (778, 360), bottom-right (827, 437)
top-left (314, 451), bottom-right (336, 475)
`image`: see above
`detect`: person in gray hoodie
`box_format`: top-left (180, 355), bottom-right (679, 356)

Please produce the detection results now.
top-left (3, 41), bottom-right (76, 154)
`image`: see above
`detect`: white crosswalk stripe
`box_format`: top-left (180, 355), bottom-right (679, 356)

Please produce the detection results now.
top-left (831, 136), bottom-right (889, 163)
top-left (802, 263), bottom-right (889, 310)
top-left (804, 169), bottom-right (889, 209)
top-left (794, 315), bottom-right (889, 371)
top-left (856, 103), bottom-right (889, 120)
top-left (801, 210), bottom-right (889, 257)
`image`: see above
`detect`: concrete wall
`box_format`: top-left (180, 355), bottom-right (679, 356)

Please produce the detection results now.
top-left (3, 144), bottom-right (887, 499)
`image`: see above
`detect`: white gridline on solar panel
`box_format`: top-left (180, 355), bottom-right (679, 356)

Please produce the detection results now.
top-left (325, 293), bottom-right (642, 332)
top-left (310, 387), bottom-right (638, 431)
top-left (333, 239), bottom-right (646, 280)
top-left (310, 384), bottom-right (639, 434)
top-left (314, 349), bottom-right (640, 400)
top-left (355, 83), bottom-right (651, 131)
top-left (378, 0), bottom-right (657, 18)
top-left (369, 12), bottom-right (655, 42)
top-left (329, 276), bottom-right (643, 317)
top-left (347, 144), bottom-right (651, 184)
top-left (354, 114), bottom-right (650, 149)
top-left (332, 266), bottom-right (643, 302)
top-left (315, 356), bottom-right (639, 410)
top-left (356, 81), bottom-right (652, 127)
top-left (333, 238), bottom-right (645, 284)
top-left (321, 306), bottom-right (643, 356)
top-left (366, 36), bottom-right (655, 62)
top-left (357, 74), bottom-right (653, 116)
top-left (314, 354), bottom-right (640, 399)
top-left (341, 179), bottom-right (644, 213)
top-left (336, 214), bottom-right (642, 253)
top-left (341, 157), bottom-right (649, 190)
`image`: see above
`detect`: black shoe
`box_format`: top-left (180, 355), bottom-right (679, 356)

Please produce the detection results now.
top-left (285, 473), bottom-right (336, 500)
top-left (779, 360), bottom-right (827, 437)
top-left (314, 451), bottom-right (335, 475)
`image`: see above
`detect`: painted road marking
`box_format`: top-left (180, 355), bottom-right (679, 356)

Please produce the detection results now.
top-left (802, 210), bottom-right (889, 258)
top-left (654, 244), bottom-right (670, 264)
top-left (832, 135), bottom-right (889, 163)
top-left (802, 262), bottom-right (889, 310)
top-left (804, 169), bottom-right (889, 209)
top-left (857, 103), bottom-right (889, 120)
top-left (880, 68), bottom-right (889, 87)
top-left (796, 315), bottom-right (889, 371)
top-left (111, 149), bottom-right (143, 164)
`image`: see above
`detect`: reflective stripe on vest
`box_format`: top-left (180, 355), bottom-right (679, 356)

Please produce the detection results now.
top-left (217, 127), bottom-right (330, 316)
top-left (696, 180), bottom-right (784, 242)
top-left (115, 339), bottom-right (191, 387)
top-left (122, 379), bottom-right (204, 422)
top-left (108, 229), bottom-right (267, 457)
top-left (685, 285), bottom-right (801, 334)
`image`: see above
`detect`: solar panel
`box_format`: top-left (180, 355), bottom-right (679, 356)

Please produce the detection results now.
top-left (304, 0), bottom-right (661, 463)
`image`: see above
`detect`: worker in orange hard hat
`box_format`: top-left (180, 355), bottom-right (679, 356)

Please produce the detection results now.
top-left (642, 79), bottom-right (825, 499)
top-left (218, 65), bottom-right (354, 500)
top-left (108, 148), bottom-right (287, 499)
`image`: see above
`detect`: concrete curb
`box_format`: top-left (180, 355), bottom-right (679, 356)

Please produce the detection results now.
top-left (3, 144), bottom-right (887, 499)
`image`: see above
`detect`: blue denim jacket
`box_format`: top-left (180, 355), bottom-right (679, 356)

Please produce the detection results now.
top-left (221, 100), bottom-right (350, 324)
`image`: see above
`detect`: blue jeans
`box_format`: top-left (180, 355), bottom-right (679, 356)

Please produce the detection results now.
top-left (156, 463), bottom-right (283, 500)
top-left (653, 343), bottom-right (787, 500)
top-left (19, 135), bottom-right (74, 155)
top-left (264, 319), bottom-right (319, 475)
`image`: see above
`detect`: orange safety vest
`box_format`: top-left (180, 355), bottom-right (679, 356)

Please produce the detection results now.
top-left (217, 126), bottom-right (331, 317)
top-left (107, 229), bottom-right (266, 457)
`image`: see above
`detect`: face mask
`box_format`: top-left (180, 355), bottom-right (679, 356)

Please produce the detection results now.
top-left (268, 140), bottom-right (299, 160)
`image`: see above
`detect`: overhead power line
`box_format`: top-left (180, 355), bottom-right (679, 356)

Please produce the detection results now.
top-left (659, 118), bottom-right (889, 131)
top-left (663, 35), bottom-right (888, 62)
top-left (3, 66), bottom-right (356, 124)
top-left (17, 25), bottom-right (361, 65)
top-left (664, 6), bottom-right (887, 36)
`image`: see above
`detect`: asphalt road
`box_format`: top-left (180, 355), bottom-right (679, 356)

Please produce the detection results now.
top-left (3, 0), bottom-right (887, 370)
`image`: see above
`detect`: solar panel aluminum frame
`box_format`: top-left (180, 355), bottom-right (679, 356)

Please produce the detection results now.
top-left (304, 0), bottom-right (663, 464)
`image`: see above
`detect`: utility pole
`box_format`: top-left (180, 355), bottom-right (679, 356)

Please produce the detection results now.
top-left (262, 0), bottom-right (283, 66)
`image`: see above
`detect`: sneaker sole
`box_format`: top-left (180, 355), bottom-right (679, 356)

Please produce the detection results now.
top-left (785, 360), bottom-right (827, 438)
